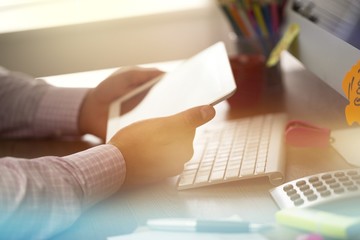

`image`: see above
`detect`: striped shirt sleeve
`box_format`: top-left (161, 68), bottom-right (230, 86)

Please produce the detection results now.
top-left (0, 67), bottom-right (128, 239)
top-left (0, 144), bottom-right (126, 239)
top-left (0, 66), bottom-right (87, 138)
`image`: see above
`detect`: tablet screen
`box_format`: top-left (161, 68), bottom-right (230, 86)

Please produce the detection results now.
top-left (106, 42), bottom-right (236, 141)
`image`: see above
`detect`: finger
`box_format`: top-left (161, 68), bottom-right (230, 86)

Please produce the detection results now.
top-left (169, 105), bottom-right (216, 129)
top-left (111, 68), bottom-right (163, 92)
top-left (128, 68), bottom-right (164, 86)
top-left (95, 68), bottom-right (163, 103)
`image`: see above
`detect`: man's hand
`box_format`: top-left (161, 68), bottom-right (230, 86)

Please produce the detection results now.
top-left (78, 67), bottom-right (163, 140)
top-left (108, 105), bottom-right (216, 187)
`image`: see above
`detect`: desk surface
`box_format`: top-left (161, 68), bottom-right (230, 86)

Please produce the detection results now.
top-left (0, 52), bottom-right (356, 240)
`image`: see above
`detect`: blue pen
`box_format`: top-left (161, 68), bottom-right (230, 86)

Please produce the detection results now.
top-left (146, 218), bottom-right (273, 233)
top-left (261, 1), bottom-right (273, 36)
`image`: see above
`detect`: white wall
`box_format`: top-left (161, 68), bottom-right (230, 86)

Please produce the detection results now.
top-left (0, 0), bottom-right (236, 77)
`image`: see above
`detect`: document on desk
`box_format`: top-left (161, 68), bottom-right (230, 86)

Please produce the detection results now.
top-left (106, 41), bottom-right (236, 141)
top-left (107, 231), bottom-right (268, 240)
top-left (331, 127), bottom-right (360, 167)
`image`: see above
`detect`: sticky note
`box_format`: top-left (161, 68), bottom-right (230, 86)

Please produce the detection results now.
top-left (342, 60), bottom-right (360, 125)
top-left (276, 208), bottom-right (360, 239)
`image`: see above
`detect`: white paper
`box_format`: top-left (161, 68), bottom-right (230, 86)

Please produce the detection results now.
top-left (331, 127), bottom-right (360, 167)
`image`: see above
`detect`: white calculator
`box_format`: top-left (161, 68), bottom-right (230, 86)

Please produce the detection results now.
top-left (270, 168), bottom-right (360, 209)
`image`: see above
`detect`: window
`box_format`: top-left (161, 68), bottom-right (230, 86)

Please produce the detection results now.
top-left (0, 0), bottom-right (212, 33)
top-left (0, 0), bottom-right (58, 8)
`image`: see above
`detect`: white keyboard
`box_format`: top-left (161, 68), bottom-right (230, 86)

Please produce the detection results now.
top-left (177, 113), bottom-right (287, 190)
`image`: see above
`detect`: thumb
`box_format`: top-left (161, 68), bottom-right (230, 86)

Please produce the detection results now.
top-left (170, 105), bottom-right (216, 129)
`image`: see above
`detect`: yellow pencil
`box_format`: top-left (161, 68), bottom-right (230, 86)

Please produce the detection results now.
top-left (252, 1), bottom-right (269, 37)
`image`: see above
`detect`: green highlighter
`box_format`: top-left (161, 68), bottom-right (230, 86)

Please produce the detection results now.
top-left (276, 208), bottom-right (360, 239)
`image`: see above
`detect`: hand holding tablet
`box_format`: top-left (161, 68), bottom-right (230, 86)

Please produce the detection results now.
top-left (106, 42), bottom-right (236, 141)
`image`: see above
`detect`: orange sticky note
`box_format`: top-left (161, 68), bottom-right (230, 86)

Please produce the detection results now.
top-left (342, 60), bottom-right (360, 125)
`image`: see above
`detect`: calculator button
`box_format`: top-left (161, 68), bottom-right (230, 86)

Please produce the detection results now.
top-left (293, 198), bottom-right (305, 206)
top-left (290, 194), bottom-right (301, 201)
top-left (283, 184), bottom-right (293, 191)
top-left (329, 182), bottom-right (340, 189)
top-left (351, 175), bottom-right (360, 181)
top-left (316, 185), bottom-right (327, 192)
top-left (347, 170), bottom-right (358, 176)
top-left (299, 185), bottom-right (310, 191)
top-left (342, 181), bottom-right (354, 186)
top-left (286, 189), bottom-right (297, 196)
top-left (338, 176), bottom-right (350, 182)
top-left (334, 172), bottom-right (345, 177)
top-left (320, 190), bottom-right (331, 197)
top-left (325, 178), bottom-right (336, 184)
top-left (321, 174), bottom-right (332, 180)
top-left (311, 181), bottom-right (323, 187)
top-left (307, 194), bottom-right (318, 201)
top-left (296, 180), bottom-right (306, 187)
top-left (333, 187), bottom-right (345, 194)
top-left (308, 176), bottom-right (319, 183)
top-left (303, 189), bottom-right (314, 196)
top-left (347, 185), bottom-right (359, 191)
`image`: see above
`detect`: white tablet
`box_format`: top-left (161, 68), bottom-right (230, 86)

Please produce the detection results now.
top-left (106, 42), bottom-right (236, 141)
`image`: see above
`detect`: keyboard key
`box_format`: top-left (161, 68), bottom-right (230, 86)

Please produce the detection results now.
top-left (178, 175), bottom-right (195, 187)
top-left (225, 168), bottom-right (240, 179)
top-left (240, 167), bottom-right (255, 176)
top-left (210, 170), bottom-right (225, 181)
top-left (194, 174), bottom-right (210, 184)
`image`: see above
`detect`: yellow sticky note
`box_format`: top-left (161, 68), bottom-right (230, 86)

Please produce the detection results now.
top-left (276, 208), bottom-right (360, 239)
top-left (342, 60), bottom-right (360, 125)
top-left (266, 23), bottom-right (300, 67)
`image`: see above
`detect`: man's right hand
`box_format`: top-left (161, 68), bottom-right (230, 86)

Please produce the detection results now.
top-left (108, 105), bottom-right (215, 187)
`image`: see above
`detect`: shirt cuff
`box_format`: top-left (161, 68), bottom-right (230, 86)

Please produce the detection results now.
top-left (34, 87), bottom-right (89, 137)
top-left (63, 144), bottom-right (126, 208)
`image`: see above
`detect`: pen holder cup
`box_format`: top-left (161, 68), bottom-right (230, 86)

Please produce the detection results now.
top-left (227, 37), bottom-right (283, 108)
top-left (228, 54), bottom-right (265, 108)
